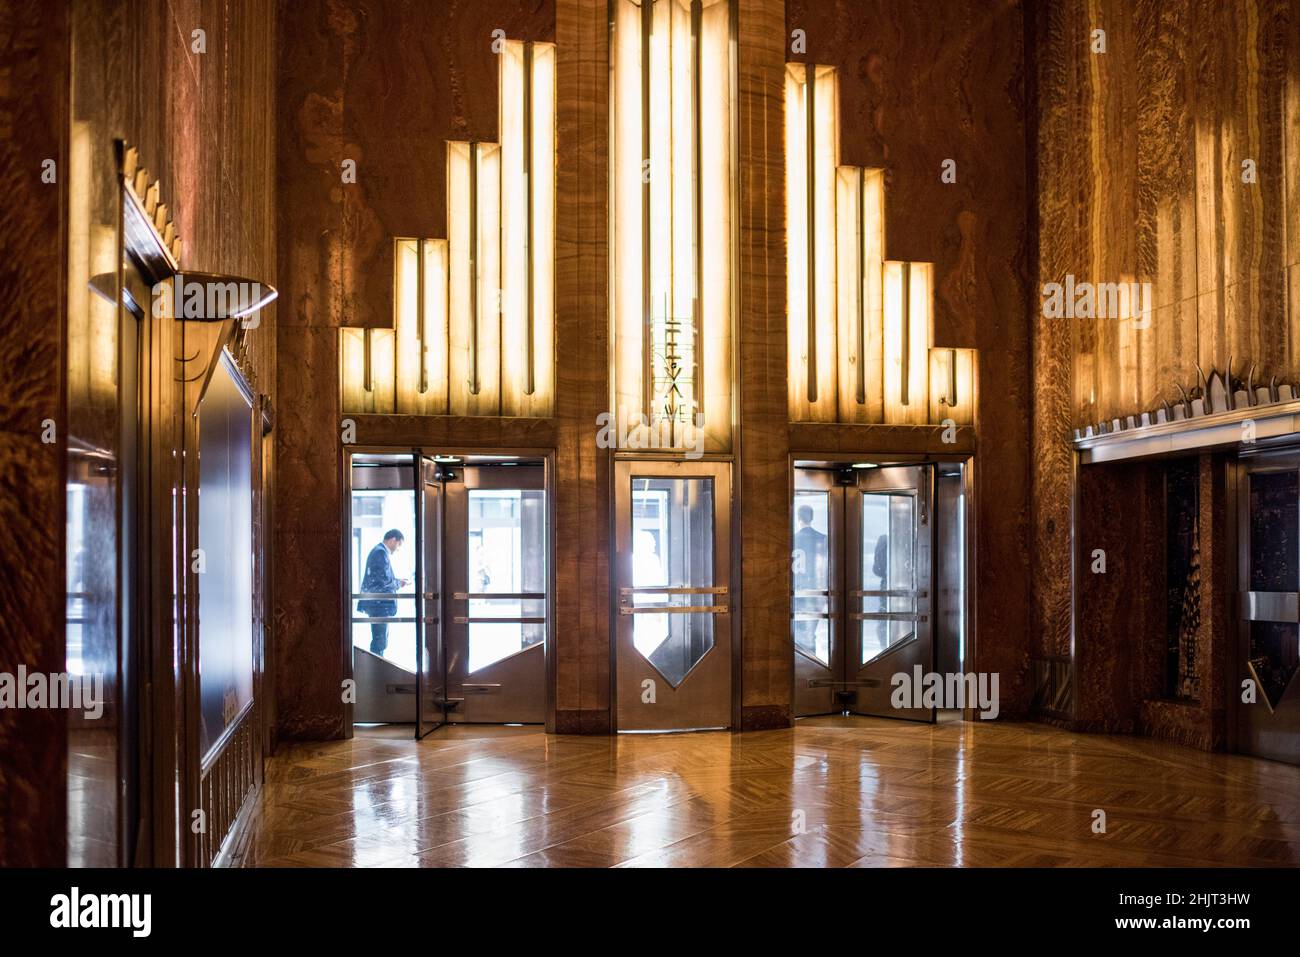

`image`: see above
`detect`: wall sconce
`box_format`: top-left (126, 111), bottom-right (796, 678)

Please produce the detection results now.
top-left (610, 0), bottom-right (736, 453)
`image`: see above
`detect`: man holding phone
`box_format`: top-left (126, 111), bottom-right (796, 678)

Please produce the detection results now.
top-left (358, 529), bottom-right (409, 656)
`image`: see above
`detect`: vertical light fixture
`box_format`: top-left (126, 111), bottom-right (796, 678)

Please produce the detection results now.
top-left (928, 346), bottom-right (975, 425)
top-left (834, 165), bottom-right (885, 422)
top-left (394, 237), bottom-right (449, 414)
top-left (611, 0), bottom-right (734, 451)
top-left (883, 260), bottom-right (932, 425)
top-left (501, 39), bottom-right (556, 417)
top-left (449, 140), bottom-right (501, 416)
top-left (784, 62), bottom-right (838, 422)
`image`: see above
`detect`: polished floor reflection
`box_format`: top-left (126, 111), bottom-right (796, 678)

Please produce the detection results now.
top-left (231, 718), bottom-right (1300, 867)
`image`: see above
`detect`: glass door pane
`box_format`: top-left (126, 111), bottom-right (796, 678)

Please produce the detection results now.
top-left (465, 487), bottom-right (547, 672)
top-left (630, 476), bottom-right (715, 687)
top-left (351, 484), bottom-right (418, 673)
top-left (860, 490), bottom-right (917, 663)
top-left (792, 490), bottom-right (830, 664)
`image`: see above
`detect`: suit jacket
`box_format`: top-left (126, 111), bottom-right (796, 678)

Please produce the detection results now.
top-left (359, 542), bottom-right (399, 615)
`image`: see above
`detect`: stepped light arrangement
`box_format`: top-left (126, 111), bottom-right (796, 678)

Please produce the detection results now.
top-left (785, 62), bottom-right (975, 427)
top-left (341, 39), bottom-right (556, 418)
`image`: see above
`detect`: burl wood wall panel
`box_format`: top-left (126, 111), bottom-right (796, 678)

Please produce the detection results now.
top-left (1035, 0), bottom-right (1299, 431)
top-left (275, 0), bottom-right (557, 738)
top-left (0, 0), bottom-right (68, 868)
top-left (787, 0), bottom-right (1034, 715)
top-left (1033, 0), bottom-right (1299, 736)
top-left (554, 0), bottom-right (611, 732)
top-left (1073, 459), bottom-right (1165, 732)
top-left (737, 0), bottom-right (793, 729)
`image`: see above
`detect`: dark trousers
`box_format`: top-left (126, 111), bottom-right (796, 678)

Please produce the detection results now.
top-left (369, 620), bottom-right (388, 655)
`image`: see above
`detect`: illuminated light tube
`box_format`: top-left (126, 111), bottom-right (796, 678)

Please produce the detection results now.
top-left (785, 62), bottom-right (838, 422)
top-left (368, 328), bottom-right (396, 414)
top-left (501, 39), bottom-right (556, 417)
top-left (448, 141), bottom-right (501, 416)
top-left (928, 347), bottom-right (977, 426)
top-left (883, 261), bottom-right (932, 425)
top-left (834, 165), bottom-right (885, 422)
top-left (340, 327), bottom-right (368, 412)
top-left (394, 238), bottom-right (449, 414)
top-left (611, 0), bottom-right (735, 452)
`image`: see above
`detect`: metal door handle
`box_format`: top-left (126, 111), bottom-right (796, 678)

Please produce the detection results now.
top-left (1241, 591), bottom-right (1299, 622)
top-left (452, 591), bottom-right (546, 601)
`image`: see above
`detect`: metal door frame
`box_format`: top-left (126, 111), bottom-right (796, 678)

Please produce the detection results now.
top-left (792, 468), bottom-right (845, 716)
top-left (416, 455), bottom-right (444, 738)
top-left (443, 461), bottom-right (549, 724)
top-left (342, 447), bottom-right (556, 734)
top-left (788, 453), bottom-right (975, 722)
top-left (611, 455), bottom-right (735, 732)
top-left (1232, 447), bottom-right (1300, 764)
top-left (848, 464), bottom-right (934, 719)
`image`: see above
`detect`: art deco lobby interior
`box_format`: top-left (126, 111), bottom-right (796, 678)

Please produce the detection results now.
top-left (3, 0), bottom-right (1300, 872)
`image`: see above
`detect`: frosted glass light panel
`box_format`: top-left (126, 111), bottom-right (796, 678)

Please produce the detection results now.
top-left (500, 40), bottom-right (556, 417)
top-left (835, 166), bottom-right (886, 422)
top-left (785, 62), bottom-right (839, 422)
top-left (611, 0), bottom-right (735, 453)
top-left (449, 140), bottom-right (502, 417)
top-left (883, 261), bottom-right (932, 425)
top-left (928, 347), bottom-right (976, 426)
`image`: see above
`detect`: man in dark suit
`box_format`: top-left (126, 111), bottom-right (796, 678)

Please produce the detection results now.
top-left (358, 529), bottom-right (408, 656)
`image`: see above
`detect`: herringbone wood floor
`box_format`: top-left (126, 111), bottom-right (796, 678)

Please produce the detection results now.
top-left (230, 718), bottom-right (1300, 867)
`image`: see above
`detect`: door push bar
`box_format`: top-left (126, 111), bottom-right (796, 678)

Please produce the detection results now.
top-left (452, 591), bottom-right (547, 601)
top-left (452, 616), bottom-right (547, 625)
top-left (617, 585), bottom-right (729, 616)
top-left (851, 612), bottom-right (929, 623)
top-left (619, 586), bottom-right (729, 595)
